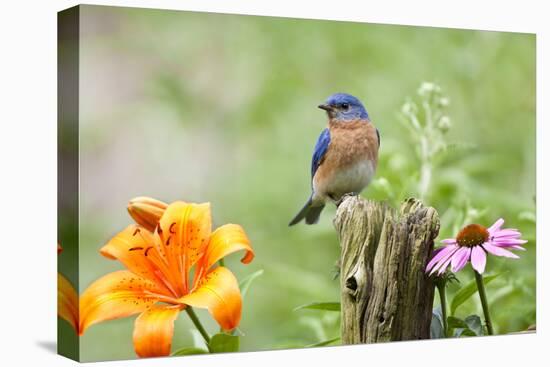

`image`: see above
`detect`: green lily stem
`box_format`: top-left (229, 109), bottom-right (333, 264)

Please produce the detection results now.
top-left (474, 270), bottom-right (494, 335)
top-left (185, 307), bottom-right (211, 348)
top-left (436, 282), bottom-right (448, 337)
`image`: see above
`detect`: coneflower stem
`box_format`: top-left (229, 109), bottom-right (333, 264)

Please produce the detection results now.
top-left (185, 307), bottom-right (211, 347)
top-left (436, 282), bottom-right (448, 337)
top-left (474, 270), bottom-right (494, 335)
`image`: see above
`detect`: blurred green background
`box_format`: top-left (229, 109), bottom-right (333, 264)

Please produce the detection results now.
top-left (61, 5), bottom-right (535, 361)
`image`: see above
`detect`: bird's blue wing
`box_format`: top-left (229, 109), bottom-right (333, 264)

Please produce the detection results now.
top-left (311, 128), bottom-right (331, 179)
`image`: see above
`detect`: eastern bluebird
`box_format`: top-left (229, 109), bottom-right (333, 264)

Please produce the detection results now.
top-left (289, 93), bottom-right (380, 226)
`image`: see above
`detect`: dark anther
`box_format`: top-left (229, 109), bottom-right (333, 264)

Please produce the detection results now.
top-left (157, 224), bottom-right (163, 235)
top-left (169, 222), bottom-right (176, 234)
top-left (346, 277), bottom-right (358, 291)
top-left (144, 246), bottom-right (153, 256)
top-left (129, 246), bottom-right (144, 251)
top-left (166, 236), bottom-right (171, 246)
top-left (133, 228), bottom-right (141, 236)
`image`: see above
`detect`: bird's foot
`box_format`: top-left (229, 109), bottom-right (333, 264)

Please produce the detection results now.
top-left (335, 192), bottom-right (359, 207)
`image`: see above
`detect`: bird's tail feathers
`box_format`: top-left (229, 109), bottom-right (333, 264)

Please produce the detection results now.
top-left (289, 196), bottom-right (325, 226)
top-left (305, 204), bottom-right (325, 225)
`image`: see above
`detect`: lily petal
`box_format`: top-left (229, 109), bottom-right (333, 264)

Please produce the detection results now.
top-left (100, 225), bottom-right (175, 295)
top-left (128, 197), bottom-right (168, 232)
top-left (133, 305), bottom-right (181, 358)
top-left (58, 273), bottom-right (78, 332)
top-left (79, 270), bottom-right (167, 335)
top-left (158, 202), bottom-right (212, 292)
top-left (202, 224), bottom-right (254, 272)
top-left (179, 266), bottom-right (241, 331)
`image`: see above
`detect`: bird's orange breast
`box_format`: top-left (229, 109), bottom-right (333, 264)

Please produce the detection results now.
top-left (325, 119), bottom-right (378, 169)
top-left (312, 119), bottom-right (379, 198)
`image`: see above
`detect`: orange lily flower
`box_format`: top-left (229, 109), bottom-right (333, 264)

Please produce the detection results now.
top-left (58, 244), bottom-right (79, 332)
top-left (79, 200), bottom-right (254, 358)
top-left (127, 196), bottom-right (168, 232)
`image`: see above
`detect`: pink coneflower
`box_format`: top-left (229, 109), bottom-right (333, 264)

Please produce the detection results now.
top-left (426, 218), bottom-right (527, 275)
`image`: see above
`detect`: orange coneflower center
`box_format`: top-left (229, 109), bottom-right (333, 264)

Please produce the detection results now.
top-left (456, 224), bottom-right (489, 247)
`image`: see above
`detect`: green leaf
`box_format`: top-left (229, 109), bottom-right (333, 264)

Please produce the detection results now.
top-left (208, 333), bottom-right (240, 353)
top-left (464, 315), bottom-right (483, 336)
top-left (293, 302), bottom-right (341, 312)
top-left (430, 307), bottom-right (445, 339)
top-left (447, 315), bottom-right (483, 337)
top-left (239, 269), bottom-right (264, 299)
top-left (450, 273), bottom-right (502, 315)
top-left (447, 316), bottom-right (468, 329)
top-left (305, 337), bottom-right (341, 347)
top-left (454, 328), bottom-right (476, 337)
top-left (172, 347), bottom-right (209, 356)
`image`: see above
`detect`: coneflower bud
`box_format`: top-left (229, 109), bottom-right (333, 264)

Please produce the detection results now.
top-left (127, 196), bottom-right (168, 232)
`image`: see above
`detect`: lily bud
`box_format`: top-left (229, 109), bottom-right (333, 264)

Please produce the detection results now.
top-left (127, 196), bottom-right (168, 232)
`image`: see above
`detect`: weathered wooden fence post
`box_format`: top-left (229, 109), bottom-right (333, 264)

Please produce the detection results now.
top-left (334, 196), bottom-right (440, 344)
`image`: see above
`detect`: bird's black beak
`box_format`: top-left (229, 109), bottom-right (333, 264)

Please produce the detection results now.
top-left (318, 103), bottom-right (333, 112)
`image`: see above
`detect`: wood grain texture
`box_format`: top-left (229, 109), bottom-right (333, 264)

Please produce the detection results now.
top-left (334, 196), bottom-right (439, 344)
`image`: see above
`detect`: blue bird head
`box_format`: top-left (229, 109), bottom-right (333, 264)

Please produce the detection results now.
top-left (318, 93), bottom-right (369, 121)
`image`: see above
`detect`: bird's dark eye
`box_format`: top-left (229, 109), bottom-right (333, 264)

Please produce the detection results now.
top-left (341, 103), bottom-right (350, 110)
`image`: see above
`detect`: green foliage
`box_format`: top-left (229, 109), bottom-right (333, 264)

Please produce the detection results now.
top-left (294, 302), bottom-right (341, 312)
top-left (450, 273), bottom-right (502, 315)
top-left (208, 333), bottom-right (240, 353)
top-left (447, 315), bottom-right (483, 337)
top-left (172, 347), bottom-right (209, 356)
top-left (75, 6), bottom-right (535, 361)
top-left (400, 82), bottom-right (452, 201)
top-left (430, 307), bottom-right (445, 339)
top-left (239, 269), bottom-right (264, 299)
top-left (305, 337), bottom-right (341, 347)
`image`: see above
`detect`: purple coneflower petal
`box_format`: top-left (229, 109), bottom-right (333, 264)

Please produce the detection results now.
top-left (451, 247), bottom-right (471, 273)
top-left (470, 245), bottom-right (487, 274)
top-left (492, 229), bottom-right (521, 239)
top-left (482, 242), bottom-right (520, 259)
top-left (429, 246), bottom-right (459, 275)
top-left (428, 247), bottom-right (456, 275)
top-left (487, 218), bottom-right (504, 235)
top-left (492, 239), bottom-right (528, 247)
top-left (506, 245), bottom-right (526, 251)
top-left (441, 238), bottom-right (457, 245)
top-left (437, 255), bottom-right (455, 275)
top-left (426, 245), bottom-right (455, 273)
top-left (430, 246), bottom-right (445, 257)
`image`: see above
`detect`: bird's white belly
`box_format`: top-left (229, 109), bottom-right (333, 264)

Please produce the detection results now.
top-left (322, 159), bottom-right (375, 201)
